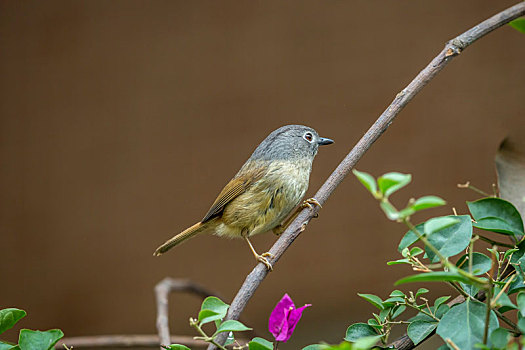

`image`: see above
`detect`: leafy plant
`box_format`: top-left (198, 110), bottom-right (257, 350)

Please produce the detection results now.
top-left (168, 294), bottom-right (310, 350)
top-left (343, 170), bottom-right (525, 349)
top-left (0, 308), bottom-right (64, 350)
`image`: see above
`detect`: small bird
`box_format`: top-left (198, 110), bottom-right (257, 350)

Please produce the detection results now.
top-left (153, 125), bottom-right (333, 270)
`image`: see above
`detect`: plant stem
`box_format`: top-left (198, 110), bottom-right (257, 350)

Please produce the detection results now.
top-left (457, 182), bottom-right (492, 197)
top-left (403, 218), bottom-right (487, 286)
top-left (190, 319), bottom-right (228, 350)
top-left (469, 238), bottom-right (475, 274)
top-left (491, 274), bottom-right (515, 307)
top-left (482, 285), bottom-right (492, 345)
top-left (403, 219), bottom-right (447, 262)
top-left (493, 309), bottom-right (520, 335)
top-left (483, 251), bottom-right (498, 346)
top-left (403, 302), bottom-right (440, 322)
top-left (477, 235), bottom-right (515, 248)
top-left (447, 282), bottom-right (470, 300)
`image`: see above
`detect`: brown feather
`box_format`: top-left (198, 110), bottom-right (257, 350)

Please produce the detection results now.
top-left (201, 163), bottom-right (266, 222)
top-left (153, 221), bottom-right (211, 256)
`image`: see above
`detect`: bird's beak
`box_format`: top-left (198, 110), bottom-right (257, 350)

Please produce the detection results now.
top-left (318, 137), bottom-right (334, 146)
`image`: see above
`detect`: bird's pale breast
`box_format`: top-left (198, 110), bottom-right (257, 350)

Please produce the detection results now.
top-left (216, 159), bottom-right (312, 238)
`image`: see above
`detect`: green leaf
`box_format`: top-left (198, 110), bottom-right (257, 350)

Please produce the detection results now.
top-left (407, 320), bottom-right (437, 345)
top-left (492, 286), bottom-right (516, 312)
top-left (390, 290), bottom-right (405, 297)
top-left (198, 297), bottom-right (229, 325)
top-left (165, 345), bottom-right (192, 350)
top-left (387, 258), bottom-right (410, 265)
top-left (409, 247), bottom-right (424, 257)
top-left (424, 216), bottom-right (460, 235)
top-left (397, 206), bottom-right (415, 219)
top-left (434, 296), bottom-right (451, 310)
top-left (391, 305), bottom-right (406, 319)
top-left (395, 271), bottom-right (471, 285)
top-left (468, 198), bottom-right (524, 236)
top-left (460, 282), bottom-right (480, 297)
top-left (249, 337), bottom-right (274, 350)
top-left (353, 335), bottom-right (381, 349)
top-left (415, 288), bottom-right (429, 298)
top-left (490, 328), bottom-right (509, 349)
top-left (352, 170), bottom-right (377, 197)
top-left (435, 304), bottom-right (450, 319)
top-left (426, 215), bottom-right (473, 262)
top-left (302, 346), bottom-right (327, 350)
top-left (344, 323), bottom-right (378, 342)
top-left (504, 248), bottom-right (519, 262)
top-left (509, 18), bottom-right (525, 34)
top-left (0, 342), bottom-right (16, 350)
top-left (398, 223), bottom-right (424, 252)
top-left (214, 320), bottom-right (251, 335)
top-left (507, 272), bottom-right (525, 295)
top-left (518, 315), bottom-right (525, 333)
top-left (0, 309), bottom-right (27, 335)
top-left (198, 310), bottom-right (221, 325)
top-left (379, 201), bottom-right (399, 221)
top-left (18, 329), bottom-right (64, 350)
top-left (200, 296), bottom-right (229, 316)
top-left (366, 318), bottom-right (381, 331)
top-left (357, 294), bottom-right (383, 310)
top-left (411, 196), bottom-right (446, 211)
top-left (383, 296), bottom-right (404, 306)
top-left (377, 172), bottom-right (411, 198)
top-left (436, 299), bottom-right (498, 349)
top-left (474, 217), bottom-right (517, 236)
top-left (378, 308), bottom-right (390, 322)
top-left (517, 291), bottom-right (525, 317)
top-left (456, 252), bottom-right (492, 275)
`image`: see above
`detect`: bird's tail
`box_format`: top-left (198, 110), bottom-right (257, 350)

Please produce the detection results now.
top-left (153, 221), bottom-right (208, 256)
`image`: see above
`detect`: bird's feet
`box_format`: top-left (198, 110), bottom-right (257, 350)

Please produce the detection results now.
top-left (301, 197), bottom-right (322, 210)
top-left (272, 198), bottom-right (323, 236)
top-left (256, 252), bottom-right (274, 271)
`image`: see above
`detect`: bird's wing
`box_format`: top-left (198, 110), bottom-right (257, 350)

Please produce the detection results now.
top-left (201, 163), bottom-right (266, 223)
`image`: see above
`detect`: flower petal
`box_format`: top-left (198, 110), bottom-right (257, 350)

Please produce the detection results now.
top-left (268, 294), bottom-right (294, 339)
top-left (284, 304), bottom-right (311, 342)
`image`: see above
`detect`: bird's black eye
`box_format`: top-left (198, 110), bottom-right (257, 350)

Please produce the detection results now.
top-left (303, 132), bottom-right (313, 142)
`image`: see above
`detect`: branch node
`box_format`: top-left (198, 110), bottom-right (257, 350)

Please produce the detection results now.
top-left (445, 46), bottom-right (461, 57)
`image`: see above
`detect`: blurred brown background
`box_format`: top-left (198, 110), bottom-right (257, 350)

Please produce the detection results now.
top-left (1, 1), bottom-right (524, 348)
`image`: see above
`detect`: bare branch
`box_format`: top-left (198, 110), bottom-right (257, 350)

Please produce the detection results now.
top-left (56, 334), bottom-right (207, 348)
top-left (209, 2), bottom-right (525, 348)
top-left (155, 278), bottom-right (220, 348)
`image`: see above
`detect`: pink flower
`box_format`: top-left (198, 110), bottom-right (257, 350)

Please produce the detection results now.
top-left (268, 294), bottom-right (311, 342)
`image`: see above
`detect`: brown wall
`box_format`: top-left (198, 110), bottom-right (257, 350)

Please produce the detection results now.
top-left (1, 1), bottom-right (524, 348)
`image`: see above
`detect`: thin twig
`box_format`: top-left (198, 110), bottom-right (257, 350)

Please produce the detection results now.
top-left (209, 2), bottom-right (525, 348)
top-left (457, 181), bottom-right (492, 197)
top-left (483, 281), bottom-right (493, 344)
top-left (446, 338), bottom-right (461, 350)
top-left (55, 335), bottom-right (207, 348)
top-left (477, 234), bottom-right (515, 248)
top-left (493, 309), bottom-right (519, 334)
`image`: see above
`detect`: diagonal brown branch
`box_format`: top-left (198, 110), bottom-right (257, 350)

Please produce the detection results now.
top-left (210, 2), bottom-right (525, 348)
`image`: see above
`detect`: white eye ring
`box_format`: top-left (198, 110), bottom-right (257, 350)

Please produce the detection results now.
top-left (303, 132), bottom-right (314, 143)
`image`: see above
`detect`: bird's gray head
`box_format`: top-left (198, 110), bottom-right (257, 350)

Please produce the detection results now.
top-left (250, 125), bottom-right (334, 162)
